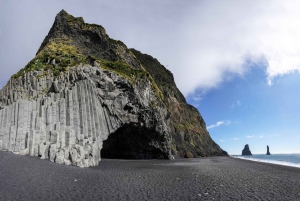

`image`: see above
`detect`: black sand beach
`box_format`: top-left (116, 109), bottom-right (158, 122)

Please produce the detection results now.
top-left (1, 152), bottom-right (300, 201)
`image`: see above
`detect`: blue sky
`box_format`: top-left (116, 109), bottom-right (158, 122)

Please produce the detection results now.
top-left (1, 1), bottom-right (300, 155)
top-left (187, 65), bottom-right (300, 154)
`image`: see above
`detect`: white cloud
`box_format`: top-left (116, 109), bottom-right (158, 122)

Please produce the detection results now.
top-left (193, 97), bottom-right (203, 101)
top-left (207, 120), bottom-right (230, 130)
top-left (3, 1), bottom-right (300, 95)
top-left (246, 135), bottom-right (255, 138)
top-left (233, 138), bottom-right (240, 141)
top-left (259, 135), bottom-right (264, 138)
top-left (174, 1), bottom-right (300, 95)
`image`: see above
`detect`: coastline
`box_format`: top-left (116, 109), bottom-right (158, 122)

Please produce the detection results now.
top-left (232, 154), bottom-right (300, 169)
top-left (1, 151), bottom-right (300, 200)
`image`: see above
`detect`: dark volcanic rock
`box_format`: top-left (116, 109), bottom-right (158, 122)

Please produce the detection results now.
top-left (37, 10), bottom-right (141, 70)
top-left (242, 144), bottom-right (252, 155)
top-left (266, 145), bottom-right (271, 155)
top-left (0, 10), bottom-right (227, 167)
top-left (131, 49), bottom-right (228, 157)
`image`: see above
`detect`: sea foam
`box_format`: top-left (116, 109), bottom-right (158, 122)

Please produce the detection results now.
top-left (233, 154), bottom-right (300, 168)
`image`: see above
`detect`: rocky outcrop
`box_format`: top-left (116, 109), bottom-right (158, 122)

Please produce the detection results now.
top-left (130, 49), bottom-right (228, 157)
top-left (0, 10), bottom-right (227, 167)
top-left (242, 144), bottom-right (252, 155)
top-left (36, 10), bottom-right (141, 70)
top-left (266, 145), bottom-right (271, 155)
top-left (0, 64), bottom-right (172, 167)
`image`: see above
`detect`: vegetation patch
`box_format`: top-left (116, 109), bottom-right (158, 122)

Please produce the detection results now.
top-left (12, 38), bottom-right (85, 79)
top-left (173, 122), bottom-right (186, 132)
top-left (12, 38), bottom-right (164, 101)
top-left (99, 60), bottom-right (147, 81)
top-left (98, 59), bottom-right (164, 101)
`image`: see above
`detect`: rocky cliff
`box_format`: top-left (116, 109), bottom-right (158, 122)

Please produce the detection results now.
top-left (242, 144), bottom-right (252, 156)
top-left (0, 10), bottom-right (227, 167)
top-left (130, 49), bottom-right (228, 158)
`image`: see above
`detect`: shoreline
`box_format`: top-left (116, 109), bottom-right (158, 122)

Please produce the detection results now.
top-left (1, 151), bottom-right (300, 200)
top-left (232, 155), bottom-right (300, 169)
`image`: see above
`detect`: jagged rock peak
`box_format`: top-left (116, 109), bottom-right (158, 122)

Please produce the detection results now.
top-left (242, 144), bottom-right (252, 155)
top-left (266, 145), bottom-right (271, 155)
top-left (36, 10), bottom-right (88, 55)
top-left (36, 10), bottom-right (141, 70)
top-left (54, 9), bottom-right (86, 27)
top-left (57, 9), bottom-right (84, 22)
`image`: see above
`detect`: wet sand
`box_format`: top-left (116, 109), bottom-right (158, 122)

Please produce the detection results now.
top-left (1, 151), bottom-right (300, 201)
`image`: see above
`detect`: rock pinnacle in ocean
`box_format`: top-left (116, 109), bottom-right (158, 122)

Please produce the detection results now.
top-left (242, 144), bottom-right (252, 155)
top-left (266, 145), bottom-right (271, 155)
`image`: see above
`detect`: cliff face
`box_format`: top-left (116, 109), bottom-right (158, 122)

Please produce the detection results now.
top-left (130, 49), bottom-right (228, 157)
top-left (0, 10), bottom-right (227, 167)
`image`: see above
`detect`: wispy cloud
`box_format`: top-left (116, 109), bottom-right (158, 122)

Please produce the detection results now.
top-left (259, 135), bottom-right (264, 138)
top-left (207, 120), bottom-right (231, 130)
top-left (231, 100), bottom-right (242, 108)
top-left (190, 90), bottom-right (206, 102)
top-left (246, 135), bottom-right (255, 138)
top-left (193, 97), bottom-right (203, 101)
top-left (233, 138), bottom-right (240, 141)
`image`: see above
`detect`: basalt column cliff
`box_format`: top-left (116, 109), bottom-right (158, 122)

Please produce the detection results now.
top-left (0, 10), bottom-right (227, 167)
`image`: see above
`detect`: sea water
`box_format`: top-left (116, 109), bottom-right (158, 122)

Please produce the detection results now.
top-left (233, 154), bottom-right (300, 168)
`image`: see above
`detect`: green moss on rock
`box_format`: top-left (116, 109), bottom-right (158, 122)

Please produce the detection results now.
top-left (12, 38), bottom-right (85, 79)
top-left (12, 38), bottom-right (164, 102)
top-left (98, 59), bottom-right (164, 101)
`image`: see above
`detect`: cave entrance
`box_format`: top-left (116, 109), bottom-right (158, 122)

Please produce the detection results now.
top-left (101, 123), bottom-right (167, 159)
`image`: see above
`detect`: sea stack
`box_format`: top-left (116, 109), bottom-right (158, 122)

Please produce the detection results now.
top-left (242, 144), bottom-right (252, 155)
top-left (0, 10), bottom-right (227, 167)
top-left (266, 145), bottom-right (271, 155)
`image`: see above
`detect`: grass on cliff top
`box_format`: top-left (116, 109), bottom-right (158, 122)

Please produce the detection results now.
top-left (99, 60), bottom-right (148, 81)
top-left (12, 38), bottom-right (86, 79)
top-left (12, 37), bottom-right (164, 101)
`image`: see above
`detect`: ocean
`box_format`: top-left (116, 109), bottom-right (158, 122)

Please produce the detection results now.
top-left (234, 154), bottom-right (300, 168)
